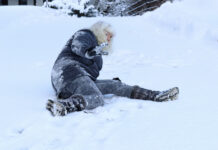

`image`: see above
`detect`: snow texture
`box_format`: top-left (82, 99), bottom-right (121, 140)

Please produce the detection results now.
top-left (45, 0), bottom-right (97, 16)
top-left (0, 0), bottom-right (218, 150)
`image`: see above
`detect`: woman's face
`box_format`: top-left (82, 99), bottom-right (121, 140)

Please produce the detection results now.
top-left (106, 31), bottom-right (113, 43)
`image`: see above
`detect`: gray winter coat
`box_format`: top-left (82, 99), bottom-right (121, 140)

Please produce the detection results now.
top-left (51, 29), bottom-right (103, 98)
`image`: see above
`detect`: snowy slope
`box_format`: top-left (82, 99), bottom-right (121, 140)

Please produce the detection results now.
top-left (0, 0), bottom-right (218, 149)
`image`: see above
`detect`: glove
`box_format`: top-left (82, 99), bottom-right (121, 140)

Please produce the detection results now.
top-left (85, 42), bottom-right (109, 59)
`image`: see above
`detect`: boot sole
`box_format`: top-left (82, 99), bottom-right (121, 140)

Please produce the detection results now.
top-left (169, 87), bottom-right (179, 100)
top-left (155, 87), bottom-right (179, 102)
top-left (46, 99), bottom-right (67, 116)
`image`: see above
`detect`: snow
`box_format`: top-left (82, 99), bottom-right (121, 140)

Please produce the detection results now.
top-left (45, 0), bottom-right (96, 15)
top-left (0, 0), bottom-right (218, 149)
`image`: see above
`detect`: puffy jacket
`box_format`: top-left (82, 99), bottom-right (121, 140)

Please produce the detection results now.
top-left (51, 29), bottom-right (103, 98)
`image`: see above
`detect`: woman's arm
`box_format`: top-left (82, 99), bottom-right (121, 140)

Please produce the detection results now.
top-left (71, 30), bottom-right (96, 59)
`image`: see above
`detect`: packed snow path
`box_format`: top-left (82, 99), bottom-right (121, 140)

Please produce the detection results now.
top-left (0, 1), bottom-right (218, 150)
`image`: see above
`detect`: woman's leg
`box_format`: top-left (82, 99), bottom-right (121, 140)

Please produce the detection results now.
top-left (70, 76), bottom-right (104, 110)
top-left (95, 79), bottom-right (157, 99)
top-left (95, 79), bottom-right (179, 102)
top-left (94, 79), bottom-right (134, 98)
top-left (46, 76), bottom-right (104, 116)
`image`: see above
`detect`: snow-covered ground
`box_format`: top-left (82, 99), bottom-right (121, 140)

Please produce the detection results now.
top-left (0, 0), bottom-right (218, 149)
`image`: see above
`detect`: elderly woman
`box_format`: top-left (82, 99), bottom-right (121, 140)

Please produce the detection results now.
top-left (46, 21), bottom-right (179, 116)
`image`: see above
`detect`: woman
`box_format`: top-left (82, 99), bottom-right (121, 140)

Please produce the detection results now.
top-left (46, 21), bottom-right (179, 116)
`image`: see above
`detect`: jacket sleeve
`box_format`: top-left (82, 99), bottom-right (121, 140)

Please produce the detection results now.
top-left (71, 30), bottom-right (96, 59)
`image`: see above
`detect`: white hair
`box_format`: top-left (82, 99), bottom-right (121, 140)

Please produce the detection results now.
top-left (90, 21), bottom-right (115, 53)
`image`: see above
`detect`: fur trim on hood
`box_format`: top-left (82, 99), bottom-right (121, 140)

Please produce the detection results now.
top-left (90, 21), bottom-right (115, 54)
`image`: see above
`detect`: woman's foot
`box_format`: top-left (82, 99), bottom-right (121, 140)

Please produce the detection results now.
top-left (46, 95), bottom-right (87, 116)
top-left (46, 99), bottom-right (67, 116)
top-left (154, 87), bottom-right (179, 102)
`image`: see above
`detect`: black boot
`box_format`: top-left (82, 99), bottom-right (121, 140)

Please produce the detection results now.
top-left (46, 95), bottom-right (87, 116)
top-left (131, 86), bottom-right (179, 102)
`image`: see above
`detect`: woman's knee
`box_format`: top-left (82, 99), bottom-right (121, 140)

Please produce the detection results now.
top-left (85, 94), bottom-right (104, 110)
